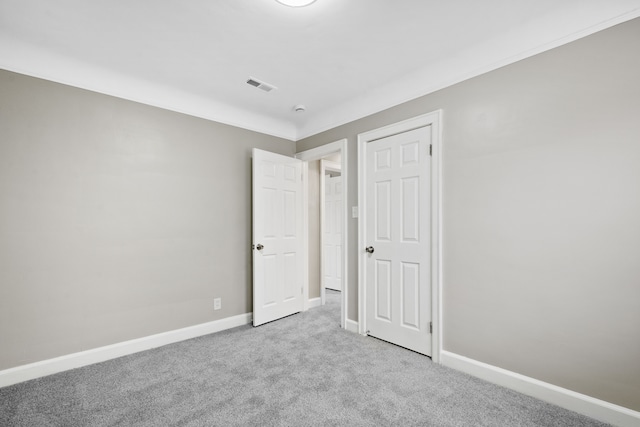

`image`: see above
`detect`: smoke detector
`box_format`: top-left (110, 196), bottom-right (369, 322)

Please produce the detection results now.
top-left (246, 77), bottom-right (277, 92)
top-left (293, 104), bottom-right (306, 113)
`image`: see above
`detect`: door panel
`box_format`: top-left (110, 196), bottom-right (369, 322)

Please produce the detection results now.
top-left (253, 149), bottom-right (303, 326)
top-left (283, 253), bottom-right (297, 301)
top-left (365, 126), bottom-right (432, 356)
top-left (263, 255), bottom-right (277, 306)
top-left (401, 262), bottom-right (420, 329)
top-left (375, 181), bottom-right (391, 241)
top-left (375, 259), bottom-right (392, 321)
top-left (402, 177), bottom-right (420, 241)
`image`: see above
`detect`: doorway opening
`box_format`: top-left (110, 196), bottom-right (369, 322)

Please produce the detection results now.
top-left (320, 158), bottom-right (342, 302)
top-left (297, 139), bottom-right (348, 329)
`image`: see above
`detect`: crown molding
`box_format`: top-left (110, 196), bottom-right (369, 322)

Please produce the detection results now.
top-left (2, 5), bottom-right (639, 143)
top-left (0, 37), bottom-right (297, 141)
top-left (295, 7), bottom-right (640, 140)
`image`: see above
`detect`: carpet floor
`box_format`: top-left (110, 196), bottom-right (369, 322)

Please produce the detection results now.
top-left (0, 290), bottom-right (608, 426)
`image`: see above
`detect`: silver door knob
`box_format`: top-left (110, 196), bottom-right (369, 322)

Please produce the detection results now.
top-left (365, 246), bottom-right (374, 254)
top-left (256, 244), bottom-right (264, 250)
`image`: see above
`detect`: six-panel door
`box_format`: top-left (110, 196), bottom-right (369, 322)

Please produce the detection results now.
top-left (365, 127), bottom-right (432, 356)
top-left (252, 149), bottom-right (303, 327)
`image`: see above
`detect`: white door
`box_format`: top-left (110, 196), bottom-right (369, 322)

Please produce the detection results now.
top-left (324, 174), bottom-right (342, 291)
top-left (365, 127), bottom-right (432, 356)
top-left (252, 148), bottom-right (303, 326)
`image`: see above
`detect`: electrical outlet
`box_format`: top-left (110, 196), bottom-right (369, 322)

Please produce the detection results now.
top-left (214, 298), bottom-right (221, 310)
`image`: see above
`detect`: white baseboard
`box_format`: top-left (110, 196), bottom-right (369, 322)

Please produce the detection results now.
top-left (308, 297), bottom-right (322, 309)
top-left (440, 351), bottom-right (640, 427)
top-left (345, 319), bottom-right (359, 333)
top-left (0, 312), bottom-right (253, 388)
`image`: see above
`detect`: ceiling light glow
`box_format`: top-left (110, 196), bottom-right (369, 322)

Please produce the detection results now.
top-left (276, 0), bottom-right (316, 7)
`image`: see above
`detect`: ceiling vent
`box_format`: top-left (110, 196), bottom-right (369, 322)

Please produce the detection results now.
top-left (246, 77), bottom-right (277, 92)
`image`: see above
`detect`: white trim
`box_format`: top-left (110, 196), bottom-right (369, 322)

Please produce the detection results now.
top-left (357, 111), bottom-right (443, 362)
top-left (308, 297), bottom-right (322, 309)
top-left (319, 160), bottom-right (326, 307)
top-left (357, 134), bottom-right (367, 336)
top-left (296, 139), bottom-right (349, 330)
top-left (0, 313), bottom-right (252, 388)
top-left (297, 141), bottom-right (346, 162)
top-left (301, 160), bottom-right (310, 312)
top-left (431, 113), bottom-right (444, 364)
top-left (441, 351), bottom-right (640, 427)
top-left (345, 319), bottom-right (359, 333)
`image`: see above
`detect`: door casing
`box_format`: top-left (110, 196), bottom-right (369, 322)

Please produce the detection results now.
top-left (357, 111), bottom-right (443, 363)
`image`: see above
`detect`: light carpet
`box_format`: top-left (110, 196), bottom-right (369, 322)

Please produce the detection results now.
top-left (0, 290), bottom-right (608, 426)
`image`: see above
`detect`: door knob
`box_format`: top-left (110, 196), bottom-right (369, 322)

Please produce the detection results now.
top-left (256, 243), bottom-right (264, 250)
top-left (365, 246), bottom-right (375, 254)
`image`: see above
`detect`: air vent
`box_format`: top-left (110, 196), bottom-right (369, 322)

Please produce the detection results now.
top-left (246, 77), bottom-right (277, 92)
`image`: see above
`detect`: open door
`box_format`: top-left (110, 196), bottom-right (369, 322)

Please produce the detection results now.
top-left (252, 148), bottom-right (304, 326)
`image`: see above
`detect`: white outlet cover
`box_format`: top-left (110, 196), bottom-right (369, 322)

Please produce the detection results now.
top-left (352, 206), bottom-right (358, 218)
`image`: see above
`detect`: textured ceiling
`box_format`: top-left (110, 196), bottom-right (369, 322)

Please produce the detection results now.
top-left (1, 0), bottom-right (639, 140)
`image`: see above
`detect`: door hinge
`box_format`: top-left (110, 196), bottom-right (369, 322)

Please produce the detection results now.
top-left (429, 321), bottom-right (433, 334)
top-left (301, 286), bottom-right (303, 295)
top-left (429, 144), bottom-right (432, 156)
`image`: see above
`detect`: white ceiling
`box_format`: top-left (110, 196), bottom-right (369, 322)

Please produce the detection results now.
top-left (1, 0), bottom-right (639, 140)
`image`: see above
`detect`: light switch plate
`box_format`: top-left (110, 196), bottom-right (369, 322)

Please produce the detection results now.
top-left (352, 206), bottom-right (358, 218)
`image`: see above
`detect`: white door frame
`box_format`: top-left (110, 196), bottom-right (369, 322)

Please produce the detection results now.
top-left (297, 139), bottom-right (348, 329)
top-left (357, 111), bottom-right (443, 363)
top-left (320, 159), bottom-right (342, 304)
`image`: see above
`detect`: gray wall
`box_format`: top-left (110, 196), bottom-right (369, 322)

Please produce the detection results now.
top-left (297, 19), bottom-right (640, 411)
top-left (0, 70), bottom-right (295, 370)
